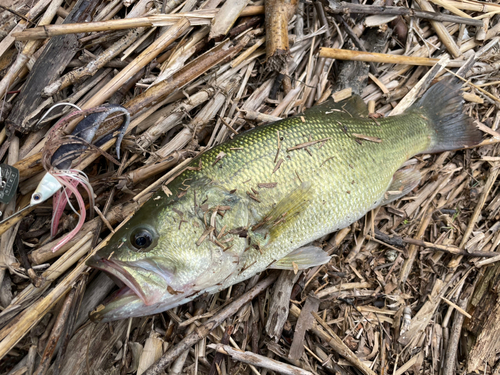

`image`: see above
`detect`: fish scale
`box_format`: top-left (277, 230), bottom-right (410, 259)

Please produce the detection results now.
top-left (184, 105), bottom-right (431, 278)
top-left (87, 79), bottom-right (482, 321)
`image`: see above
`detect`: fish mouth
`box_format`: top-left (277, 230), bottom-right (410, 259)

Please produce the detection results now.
top-left (89, 286), bottom-right (145, 322)
top-left (87, 254), bottom-right (156, 306)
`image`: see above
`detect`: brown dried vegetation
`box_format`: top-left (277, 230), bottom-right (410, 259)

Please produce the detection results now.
top-left (1, 0), bottom-right (500, 374)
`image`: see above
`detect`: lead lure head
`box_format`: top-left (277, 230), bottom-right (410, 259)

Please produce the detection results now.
top-left (31, 172), bottom-right (63, 206)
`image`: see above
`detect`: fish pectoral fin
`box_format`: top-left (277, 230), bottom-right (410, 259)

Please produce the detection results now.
top-left (381, 168), bottom-right (421, 206)
top-left (252, 181), bottom-right (313, 239)
top-left (270, 246), bottom-right (331, 270)
top-left (305, 95), bottom-right (369, 118)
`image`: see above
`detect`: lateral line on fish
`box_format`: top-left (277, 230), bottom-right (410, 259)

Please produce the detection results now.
top-left (287, 137), bottom-right (331, 151)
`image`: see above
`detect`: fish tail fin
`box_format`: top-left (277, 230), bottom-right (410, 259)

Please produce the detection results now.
top-left (412, 78), bottom-right (482, 153)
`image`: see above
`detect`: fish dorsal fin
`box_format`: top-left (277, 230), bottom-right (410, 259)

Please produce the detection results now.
top-left (380, 168), bottom-right (421, 206)
top-left (251, 181), bottom-right (313, 239)
top-left (270, 246), bottom-right (331, 270)
top-left (305, 95), bottom-right (369, 118)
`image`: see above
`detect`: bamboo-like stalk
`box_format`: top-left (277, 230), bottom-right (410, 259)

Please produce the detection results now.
top-left (154, 26), bottom-right (210, 85)
top-left (265, 0), bottom-right (297, 71)
top-left (136, 89), bottom-right (213, 149)
top-left (439, 0), bottom-right (500, 13)
top-left (414, 0), bottom-right (461, 58)
top-left (0, 201), bottom-right (148, 359)
top-left (13, 151), bottom-right (44, 181)
top-left (0, 0), bottom-right (52, 58)
top-left (82, 18), bottom-right (190, 109)
top-left (0, 137), bottom-right (19, 299)
top-left (231, 38), bottom-right (265, 68)
top-left (208, 344), bottom-right (313, 375)
top-left (319, 47), bottom-right (465, 67)
top-left (0, 0), bottom-right (65, 100)
top-left (33, 287), bottom-right (76, 375)
top-left (117, 151), bottom-right (190, 190)
top-left (325, 1), bottom-right (482, 26)
top-left (29, 221), bottom-right (99, 265)
top-left (209, 0), bottom-right (249, 40)
top-left (428, 0), bottom-right (471, 18)
top-left (125, 34), bottom-right (251, 116)
top-left (142, 273), bottom-right (278, 375)
top-left (12, 6), bottom-right (265, 40)
top-left (42, 27), bottom-right (145, 97)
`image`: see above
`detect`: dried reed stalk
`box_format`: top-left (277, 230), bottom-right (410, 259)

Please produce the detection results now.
top-left (414, 0), bottom-right (460, 57)
top-left (209, 344), bottom-right (313, 375)
top-left (0, 137), bottom-right (19, 300)
top-left (440, 0), bottom-right (500, 13)
top-left (0, 199), bottom-right (148, 359)
top-left (265, 0), bottom-right (297, 71)
top-left (82, 18), bottom-right (190, 109)
top-left (12, 6), bottom-right (264, 40)
top-left (319, 48), bottom-right (465, 67)
top-left (209, 0), bottom-right (249, 40)
top-left (142, 273), bottom-right (278, 375)
top-left (42, 27), bottom-right (145, 97)
top-left (325, 1), bottom-right (482, 26)
top-left (0, 0), bottom-right (52, 58)
top-left (0, 0), bottom-right (64, 100)
top-left (289, 306), bottom-right (376, 375)
top-left (125, 34), bottom-right (251, 115)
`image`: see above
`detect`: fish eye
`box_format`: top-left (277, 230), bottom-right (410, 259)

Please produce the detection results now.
top-left (130, 228), bottom-right (154, 251)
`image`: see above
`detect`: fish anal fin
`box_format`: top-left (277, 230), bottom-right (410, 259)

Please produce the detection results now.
top-left (381, 168), bottom-right (421, 206)
top-left (270, 246), bottom-right (331, 270)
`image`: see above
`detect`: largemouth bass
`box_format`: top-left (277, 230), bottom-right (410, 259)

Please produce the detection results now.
top-left (88, 79), bottom-right (481, 322)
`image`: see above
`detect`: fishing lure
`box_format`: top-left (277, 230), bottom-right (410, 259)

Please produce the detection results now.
top-left (31, 104), bottom-right (131, 251)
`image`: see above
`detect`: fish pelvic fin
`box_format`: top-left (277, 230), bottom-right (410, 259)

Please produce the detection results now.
top-left (270, 246), bottom-right (331, 270)
top-left (380, 168), bottom-right (421, 206)
top-left (411, 78), bottom-right (482, 153)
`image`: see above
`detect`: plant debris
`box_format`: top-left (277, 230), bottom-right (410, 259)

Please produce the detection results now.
top-left (1, 0), bottom-right (500, 374)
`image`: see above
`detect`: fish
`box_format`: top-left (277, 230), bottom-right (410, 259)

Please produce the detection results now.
top-left (87, 79), bottom-right (481, 322)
